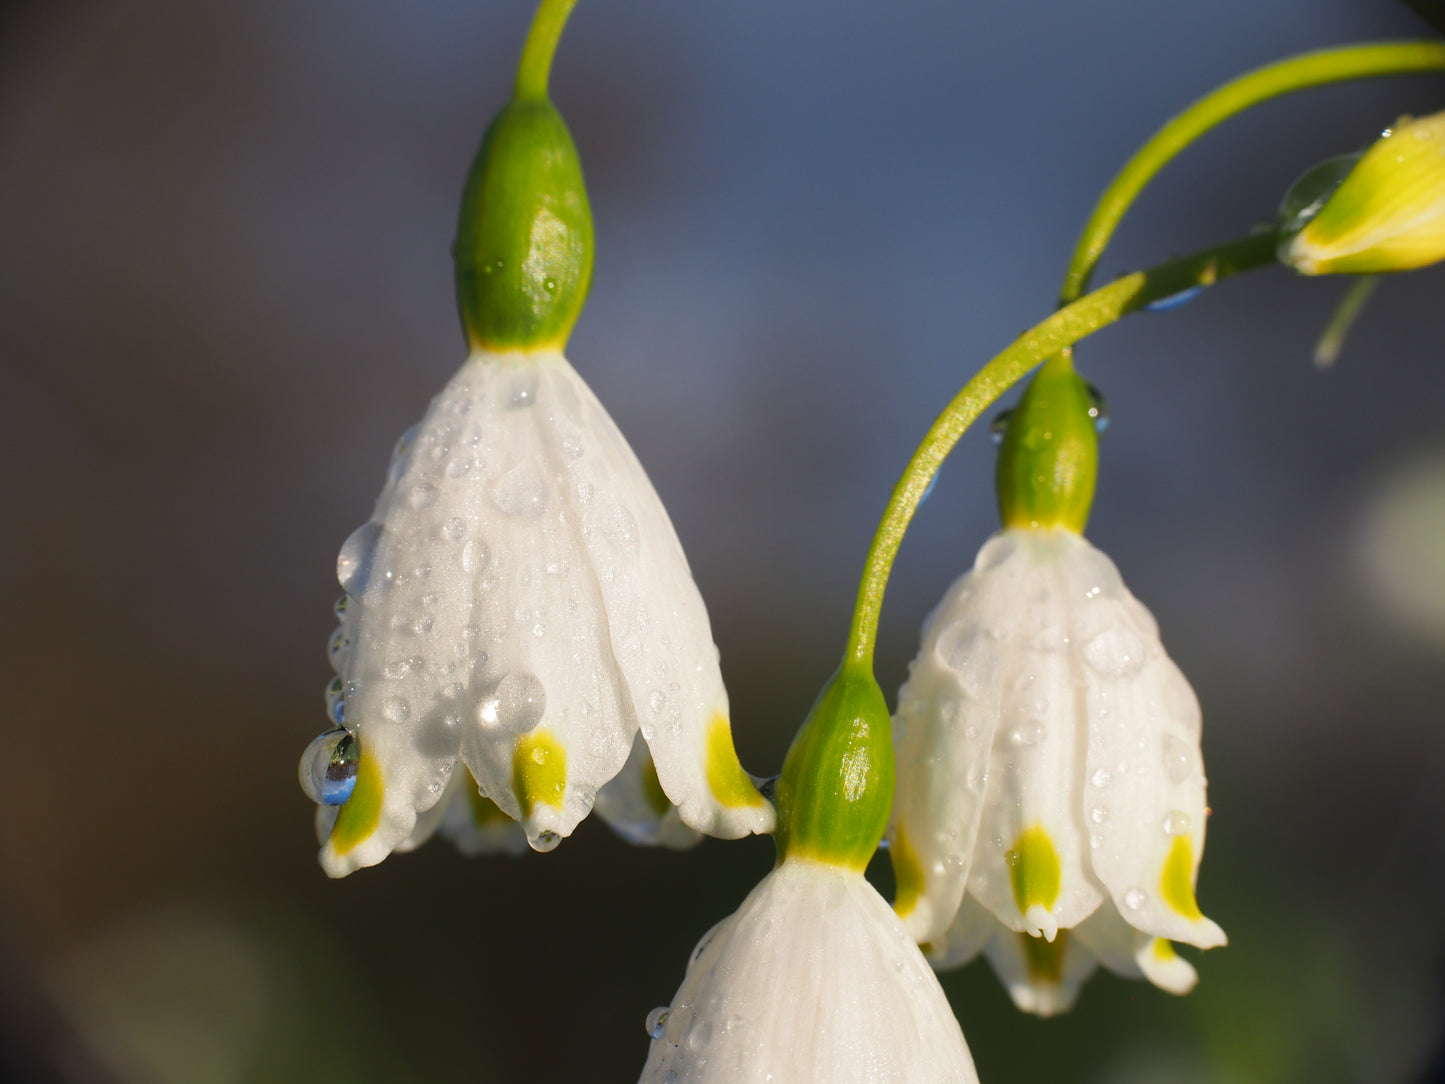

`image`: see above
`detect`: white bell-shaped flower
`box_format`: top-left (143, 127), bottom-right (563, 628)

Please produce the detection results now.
top-left (639, 857), bottom-right (977, 1084)
top-left (889, 526), bottom-right (1225, 1012)
top-left (303, 349), bottom-right (772, 876)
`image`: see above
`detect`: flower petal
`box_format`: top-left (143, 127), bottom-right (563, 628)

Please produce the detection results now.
top-left (979, 926), bottom-right (1098, 1018)
top-left (640, 859), bottom-right (976, 1083)
top-left (1061, 537), bottom-right (1225, 948)
top-left (437, 768), bottom-right (529, 856)
top-left (949, 532), bottom-right (1104, 939)
top-left (594, 733), bottom-right (703, 849)
top-left (889, 547), bottom-right (1005, 946)
top-left (923, 893), bottom-right (998, 971)
top-left (552, 360), bottom-right (774, 839)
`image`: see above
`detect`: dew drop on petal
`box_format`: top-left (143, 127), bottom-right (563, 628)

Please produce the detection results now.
top-left (1091, 767), bottom-right (1112, 788)
top-left (597, 504), bottom-right (641, 561)
top-left (298, 727), bottom-right (359, 806)
top-left (1124, 887), bottom-right (1148, 910)
top-left (332, 595), bottom-right (349, 620)
top-left (561, 436), bottom-right (583, 459)
top-left (1090, 805), bottom-right (1109, 825)
top-left (337, 522), bottom-right (383, 595)
top-left (1007, 722), bottom-right (1047, 746)
top-left (382, 696), bottom-right (411, 723)
top-left (1162, 734), bottom-right (1197, 783)
top-left (477, 671), bottom-right (547, 733)
top-left (328, 628), bottom-right (350, 671)
top-left (532, 829), bottom-right (561, 852)
top-left (444, 516), bottom-right (467, 542)
top-left (1082, 627), bottom-right (1145, 677)
top-left (664, 1004), bottom-right (694, 1044)
top-left (506, 368), bottom-right (540, 409)
top-left (645, 1007), bottom-right (669, 1041)
top-left (491, 466), bottom-right (550, 519)
top-left (409, 482), bottom-right (439, 509)
top-left (1163, 810), bottom-right (1191, 836)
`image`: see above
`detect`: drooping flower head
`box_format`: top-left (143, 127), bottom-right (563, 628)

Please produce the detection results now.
top-left (889, 354), bottom-right (1225, 1014)
top-left (641, 666), bottom-right (977, 1082)
top-left (298, 9), bottom-right (771, 876)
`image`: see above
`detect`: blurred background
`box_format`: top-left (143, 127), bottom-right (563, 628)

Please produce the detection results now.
top-left (2, 1), bottom-right (1444, 1081)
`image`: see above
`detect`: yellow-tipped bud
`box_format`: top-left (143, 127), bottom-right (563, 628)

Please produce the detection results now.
top-left (1280, 110), bottom-right (1445, 275)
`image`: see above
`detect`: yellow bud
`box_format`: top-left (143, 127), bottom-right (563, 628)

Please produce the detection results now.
top-left (1281, 110), bottom-right (1445, 275)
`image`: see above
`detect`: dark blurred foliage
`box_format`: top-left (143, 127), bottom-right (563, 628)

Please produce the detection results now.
top-left (2, 2), bottom-right (1444, 1081)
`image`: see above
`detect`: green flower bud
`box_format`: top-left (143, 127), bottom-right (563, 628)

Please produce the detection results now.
top-left (775, 663), bottom-right (895, 871)
top-left (1280, 110), bottom-right (1445, 275)
top-left (995, 354), bottom-right (1099, 534)
top-left (454, 95), bottom-right (594, 353)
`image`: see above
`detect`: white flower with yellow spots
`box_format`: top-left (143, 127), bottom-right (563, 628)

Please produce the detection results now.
top-left (639, 856), bottom-right (978, 1084)
top-left (300, 349), bottom-right (771, 876)
top-left (888, 527), bottom-right (1226, 1015)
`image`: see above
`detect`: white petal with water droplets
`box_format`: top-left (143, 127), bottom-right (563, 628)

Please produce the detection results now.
top-left (640, 858), bottom-right (976, 1084)
top-left (594, 733), bottom-right (702, 849)
top-left (314, 350), bottom-right (771, 875)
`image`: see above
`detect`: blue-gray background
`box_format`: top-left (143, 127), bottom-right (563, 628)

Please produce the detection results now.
top-left (2, 2), bottom-right (1444, 1081)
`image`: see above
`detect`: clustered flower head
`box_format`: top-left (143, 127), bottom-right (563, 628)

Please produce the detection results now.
top-left (888, 354), bottom-right (1225, 1014)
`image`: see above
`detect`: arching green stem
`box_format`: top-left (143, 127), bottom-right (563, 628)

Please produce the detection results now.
top-left (515, 0), bottom-right (580, 101)
top-left (843, 230), bottom-right (1278, 668)
top-left (1059, 40), bottom-right (1445, 306)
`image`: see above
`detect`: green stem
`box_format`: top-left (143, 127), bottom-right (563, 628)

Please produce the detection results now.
top-left (515, 0), bottom-right (580, 101)
top-left (843, 230), bottom-right (1278, 668)
top-left (1059, 40), bottom-right (1445, 306)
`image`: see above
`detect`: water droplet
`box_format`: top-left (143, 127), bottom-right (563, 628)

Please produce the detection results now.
top-left (597, 505), bottom-right (641, 560)
top-left (1144, 287), bottom-right (1204, 313)
top-left (506, 368), bottom-right (540, 409)
top-left (561, 437), bottom-right (583, 459)
top-left (543, 277), bottom-right (558, 294)
top-left (1089, 832), bottom-right (1103, 849)
top-left (1090, 805), bottom-right (1109, 825)
top-left (461, 539), bottom-right (489, 573)
top-left (409, 482), bottom-right (438, 509)
top-left (1085, 383), bottom-right (1109, 434)
top-left (919, 471), bottom-right (938, 505)
top-left (645, 1007), bottom-right (670, 1040)
top-left (647, 688), bottom-right (667, 714)
top-left (477, 671), bottom-right (547, 733)
top-left (664, 1004), bottom-right (693, 1044)
top-left (531, 829), bottom-right (561, 852)
top-left (445, 457), bottom-right (472, 478)
top-left (327, 628), bottom-right (350, 670)
top-left (1083, 627), bottom-right (1145, 677)
top-left (332, 595), bottom-right (349, 620)
top-left (1091, 767), bottom-right (1112, 788)
top-left (298, 727), bottom-right (359, 805)
top-left (383, 696), bottom-right (411, 723)
top-left (1004, 849), bottom-right (1020, 867)
top-left (1163, 809), bottom-right (1191, 836)
top-left (531, 621), bottom-right (546, 638)
top-left (1162, 734), bottom-right (1197, 783)
top-left (337, 522), bottom-right (383, 595)
top-left (327, 694), bottom-right (347, 726)
top-left (490, 466), bottom-right (550, 518)
top-left (1124, 887), bottom-right (1148, 910)
top-left (1007, 722), bottom-right (1047, 746)
top-left (444, 516), bottom-right (467, 542)
top-left (989, 408), bottom-right (1015, 446)
top-left (325, 675), bottom-right (344, 702)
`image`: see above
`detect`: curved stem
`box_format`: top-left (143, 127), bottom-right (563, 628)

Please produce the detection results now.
top-left (1059, 41), bottom-right (1445, 306)
top-left (843, 230), bottom-right (1278, 668)
top-left (515, 0), bottom-right (580, 101)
